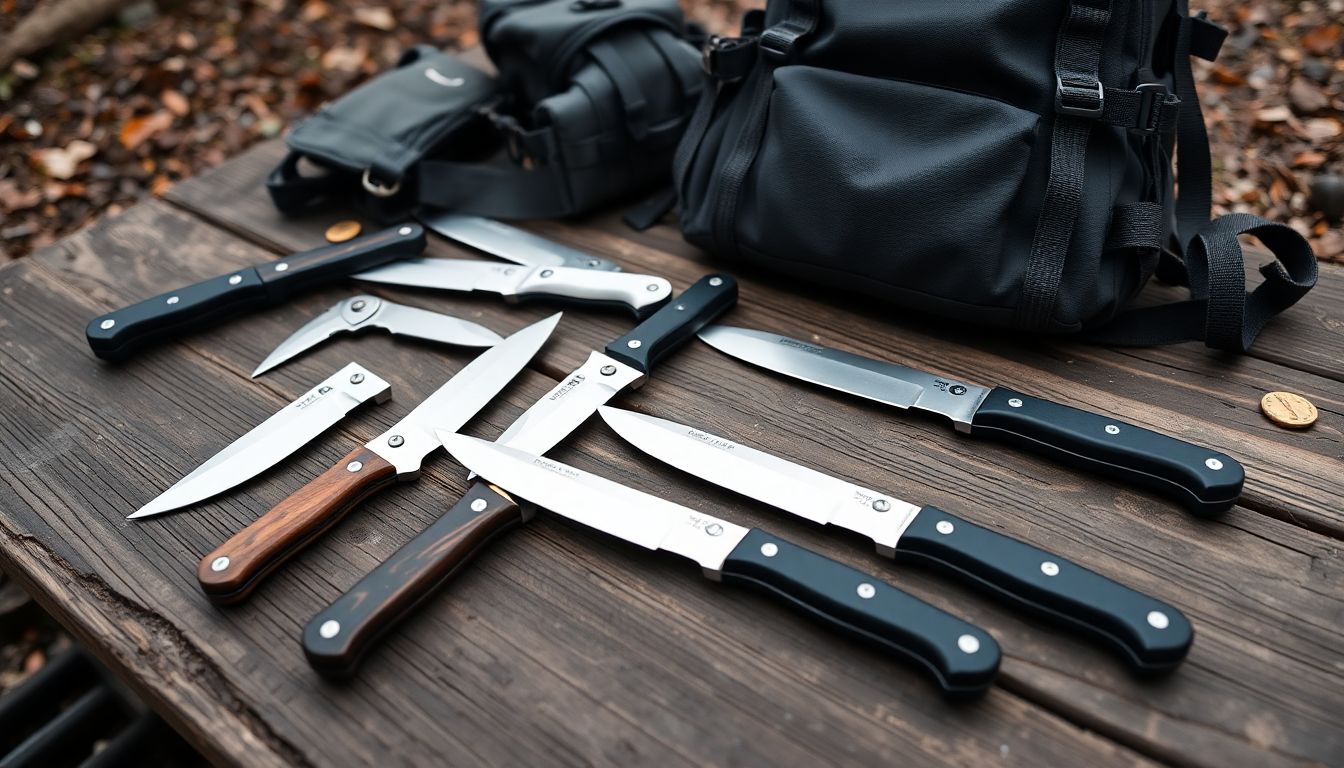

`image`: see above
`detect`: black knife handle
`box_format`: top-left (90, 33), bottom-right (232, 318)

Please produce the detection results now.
top-left (720, 528), bottom-right (999, 697)
top-left (895, 507), bottom-right (1192, 673)
top-left (84, 224), bottom-right (426, 361)
top-left (970, 387), bottom-right (1243, 516)
top-left (604, 273), bottom-right (738, 373)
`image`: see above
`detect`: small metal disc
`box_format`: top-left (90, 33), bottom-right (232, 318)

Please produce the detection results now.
top-left (1260, 391), bottom-right (1317, 429)
top-left (325, 220), bottom-right (363, 243)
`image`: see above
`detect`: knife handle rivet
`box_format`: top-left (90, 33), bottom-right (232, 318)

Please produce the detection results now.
top-left (166, 296), bottom-right (179, 305)
top-left (675, 304), bottom-right (685, 311)
top-left (228, 275), bottom-right (242, 285)
top-left (388, 435), bottom-right (404, 448)
top-left (586, 259), bottom-right (601, 268)
top-left (1147, 611), bottom-right (1170, 630)
top-left (627, 339), bottom-right (642, 349)
top-left (856, 583), bottom-right (876, 599)
top-left (399, 226), bottom-right (413, 236)
top-left (470, 498), bottom-right (487, 512)
top-left (957, 634), bottom-right (981, 654)
top-left (347, 461), bottom-right (363, 472)
top-left (274, 263), bottom-right (289, 272)
top-left (319, 620), bottom-right (341, 639)
top-left (349, 373), bottom-right (365, 384)
top-left (872, 499), bottom-right (890, 512)
top-left (540, 269), bottom-right (554, 278)
top-left (1105, 424), bottom-right (1120, 435)
top-left (646, 283), bottom-right (661, 292)
top-left (351, 299), bottom-right (367, 311)
top-left (600, 365), bottom-right (617, 376)
top-left (1040, 561), bottom-right (1059, 577)
top-left (935, 520), bottom-right (954, 535)
top-left (709, 276), bottom-right (723, 286)
top-left (1008, 398), bottom-right (1023, 408)
top-left (1205, 457), bottom-right (1223, 471)
top-left (210, 556), bottom-right (230, 572)
top-left (99, 318), bottom-right (116, 330)
top-left (760, 542), bottom-right (778, 557)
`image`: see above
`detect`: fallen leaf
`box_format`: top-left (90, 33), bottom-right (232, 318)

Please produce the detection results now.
top-left (1302, 118), bottom-right (1342, 141)
top-left (161, 89), bottom-right (190, 116)
top-left (1289, 78), bottom-right (1329, 114)
top-left (33, 140), bottom-right (97, 179)
top-left (321, 45), bottom-right (367, 73)
top-left (300, 0), bottom-right (328, 21)
top-left (354, 6), bottom-right (395, 30)
top-left (1254, 106), bottom-right (1293, 123)
top-left (23, 650), bottom-right (44, 674)
top-left (1292, 151), bottom-right (1328, 168)
top-left (1210, 65), bottom-right (1246, 86)
top-left (151, 174), bottom-right (172, 196)
top-left (0, 180), bottom-right (43, 211)
top-left (1300, 24), bottom-right (1342, 56)
top-left (119, 111), bottom-right (174, 149)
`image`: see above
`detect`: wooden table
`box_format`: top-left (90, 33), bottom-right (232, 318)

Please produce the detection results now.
top-left (1, 140), bottom-right (1341, 768)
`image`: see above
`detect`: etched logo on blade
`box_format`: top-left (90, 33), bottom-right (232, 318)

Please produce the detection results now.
top-left (688, 429), bottom-right (736, 452)
top-left (687, 514), bottom-right (724, 536)
top-left (293, 385), bottom-right (334, 411)
top-left (549, 373), bottom-right (586, 401)
top-left (777, 338), bottom-right (826, 355)
top-left (532, 457), bottom-right (581, 481)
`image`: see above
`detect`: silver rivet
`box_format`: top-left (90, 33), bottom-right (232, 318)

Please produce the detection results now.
top-left (387, 435), bottom-right (404, 448)
top-left (399, 226), bottom-right (413, 236)
top-left (228, 274), bottom-right (242, 285)
top-left (1147, 611), bottom-right (1170, 629)
top-left (99, 318), bottom-right (116, 330)
top-left (319, 620), bottom-right (341, 638)
top-left (347, 461), bottom-right (363, 472)
top-left (166, 296), bottom-right (179, 305)
top-left (675, 304), bottom-right (686, 311)
top-left (627, 339), bottom-right (642, 349)
top-left (708, 276), bottom-right (723, 286)
top-left (470, 498), bottom-right (488, 512)
top-left (957, 634), bottom-right (981, 654)
top-left (1205, 458), bottom-right (1223, 471)
top-left (872, 499), bottom-right (890, 512)
top-left (1105, 424), bottom-right (1120, 435)
top-left (586, 259), bottom-right (600, 268)
top-left (1041, 561), bottom-right (1059, 576)
top-left (351, 299), bottom-right (367, 311)
top-left (349, 373), bottom-right (364, 384)
top-left (1008, 397), bottom-right (1023, 408)
top-left (600, 365), bottom-right (617, 375)
top-left (936, 520), bottom-right (954, 535)
top-left (274, 263), bottom-right (289, 272)
top-left (856, 583), bottom-right (876, 599)
top-left (646, 283), bottom-right (661, 292)
top-left (760, 543), bottom-right (778, 557)
top-left (540, 269), bottom-right (554, 278)
top-left (210, 556), bottom-right (230, 572)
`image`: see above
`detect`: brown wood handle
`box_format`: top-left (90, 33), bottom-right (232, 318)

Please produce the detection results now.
top-left (302, 480), bottom-right (524, 676)
top-left (197, 445), bottom-right (398, 605)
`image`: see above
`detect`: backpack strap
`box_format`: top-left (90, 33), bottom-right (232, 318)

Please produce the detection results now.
top-left (1171, 2), bottom-right (1228, 247)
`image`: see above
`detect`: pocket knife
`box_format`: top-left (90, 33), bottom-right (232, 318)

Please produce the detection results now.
top-left (698, 326), bottom-right (1244, 516)
top-left (598, 406), bottom-right (1194, 673)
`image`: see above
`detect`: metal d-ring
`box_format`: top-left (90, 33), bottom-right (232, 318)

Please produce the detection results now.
top-left (361, 168), bottom-right (401, 198)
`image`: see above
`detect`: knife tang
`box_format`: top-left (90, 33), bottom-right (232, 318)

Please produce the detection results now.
top-left (197, 445), bottom-right (399, 604)
top-left (86, 224), bottom-right (426, 361)
top-left (971, 387), bottom-right (1244, 516)
top-left (720, 529), bottom-right (1000, 696)
top-left (605, 274), bottom-right (738, 373)
top-left (895, 506), bottom-right (1192, 671)
top-left (303, 481), bottom-right (524, 676)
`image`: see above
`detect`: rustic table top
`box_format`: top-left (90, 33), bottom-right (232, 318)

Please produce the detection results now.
top-left (1, 140), bottom-right (1341, 768)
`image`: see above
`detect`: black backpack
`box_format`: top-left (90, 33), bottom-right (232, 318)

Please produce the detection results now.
top-left (676, 0), bottom-right (1319, 351)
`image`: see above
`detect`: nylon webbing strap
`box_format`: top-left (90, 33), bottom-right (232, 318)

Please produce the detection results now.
top-left (1016, 0), bottom-right (1112, 330)
top-left (1171, 1), bottom-right (1221, 249)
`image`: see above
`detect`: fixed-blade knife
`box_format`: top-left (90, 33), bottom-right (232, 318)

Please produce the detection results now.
top-left (129, 363), bottom-right (391, 519)
top-left (598, 406), bottom-right (1194, 673)
top-left (424, 435), bottom-right (1002, 696)
top-left (252, 295), bottom-right (503, 377)
top-left (417, 211), bottom-right (621, 271)
top-left (301, 274), bottom-right (737, 675)
top-left (196, 312), bottom-right (561, 604)
top-left (698, 326), bottom-right (1244, 516)
top-left (86, 223), bottom-right (427, 361)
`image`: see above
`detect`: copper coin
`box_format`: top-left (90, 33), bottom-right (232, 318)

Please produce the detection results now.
top-left (325, 220), bottom-right (362, 243)
top-left (1260, 391), bottom-right (1318, 429)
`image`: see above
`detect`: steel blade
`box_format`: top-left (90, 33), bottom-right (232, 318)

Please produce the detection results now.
top-left (418, 212), bottom-right (620, 271)
top-left (252, 303), bottom-right (347, 377)
top-left (364, 313), bottom-right (561, 473)
top-left (130, 363), bottom-right (391, 518)
top-left (439, 433), bottom-right (749, 572)
top-left (354, 258), bottom-right (529, 295)
top-left (373, 301), bottom-right (503, 348)
top-left (494, 351), bottom-right (644, 457)
top-left (697, 325), bottom-right (989, 430)
top-left (598, 407), bottom-right (920, 553)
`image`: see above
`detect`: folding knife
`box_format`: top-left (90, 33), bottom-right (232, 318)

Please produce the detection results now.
top-left (86, 224), bottom-right (426, 361)
top-left (252, 295), bottom-right (503, 377)
top-left (418, 212), bottom-right (620, 271)
top-left (302, 274), bottom-right (737, 675)
top-left (598, 407), bottom-right (1194, 673)
top-left (129, 363), bottom-right (391, 519)
top-left (698, 326), bottom-right (1244, 516)
top-left (420, 435), bottom-right (1002, 697)
top-left (197, 314), bottom-right (560, 604)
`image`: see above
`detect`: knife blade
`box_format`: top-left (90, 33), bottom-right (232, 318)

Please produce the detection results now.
top-left (698, 326), bottom-right (1244, 516)
top-left (251, 295), bottom-right (503, 377)
top-left (416, 435), bottom-right (1001, 696)
top-left (301, 274), bottom-right (737, 675)
top-left (353, 259), bottom-right (672, 318)
top-left (598, 407), bottom-right (1194, 673)
top-left (86, 223), bottom-right (427, 361)
top-left (418, 211), bottom-right (620, 271)
top-left (129, 363), bottom-right (391, 520)
top-left (196, 312), bottom-right (561, 604)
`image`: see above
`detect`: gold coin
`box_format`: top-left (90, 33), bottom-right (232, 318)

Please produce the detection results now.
top-left (325, 220), bottom-right (363, 243)
top-left (1260, 391), bottom-right (1318, 429)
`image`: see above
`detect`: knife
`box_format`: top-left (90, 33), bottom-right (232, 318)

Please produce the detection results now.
top-left (129, 363), bottom-right (391, 519)
top-left (196, 313), bottom-right (561, 604)
top-left (86, 224), bottom-right (427, 361)
top-left (252, 295), bottom-right (503, 377)
top-left (698, 326), bottom-right (1244, 516)
top-left (418, 212), bottom-right (620, 271)
top-left (423, 435), bottom-right (1002, 696)
top-left (598, 407), bottom-right (1194, 672)
top-left (301, 274), bottom-right (737, 675)
top-left (353, 259), bottom-right (673, 319)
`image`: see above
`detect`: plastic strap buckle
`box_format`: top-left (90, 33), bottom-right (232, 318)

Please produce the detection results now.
top-left (1131, 82), bottom-right (1169, 134)
top-left (1055, 74), bottom-right (1105, 117)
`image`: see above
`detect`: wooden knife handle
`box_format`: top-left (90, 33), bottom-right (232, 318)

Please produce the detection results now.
top-left (302, 481), bottom-right (523, 676)
top-left (197, 445), bottom-right (398, 605)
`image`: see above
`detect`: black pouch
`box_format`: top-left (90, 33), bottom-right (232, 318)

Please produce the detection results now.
top-left (267, 46), bottom-right (500, 219)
